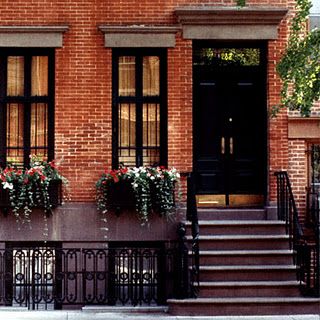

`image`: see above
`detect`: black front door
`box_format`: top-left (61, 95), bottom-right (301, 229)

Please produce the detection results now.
top-left (193, 44), bottom-right (267, 205)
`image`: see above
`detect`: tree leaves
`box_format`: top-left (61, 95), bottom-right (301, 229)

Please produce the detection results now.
top-left (276, 0), bottom-right (320, 116)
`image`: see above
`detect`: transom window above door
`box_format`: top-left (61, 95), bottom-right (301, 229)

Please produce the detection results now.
top-left (0, 49), bottom-right (54, 167)
top-left (112, 50), bottom-right (167, 168)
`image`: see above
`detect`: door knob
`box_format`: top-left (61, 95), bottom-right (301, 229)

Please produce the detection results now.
top-left (221, 137), bottom-right (225, 155)
top-left (230, 137), bottom-right (234, 155)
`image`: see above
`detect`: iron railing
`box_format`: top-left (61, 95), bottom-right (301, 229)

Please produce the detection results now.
top-left (275, 171), bottom-right (319, 296)
top-left (186, 173), bottom-right (199, 297)
top-left (177, 172), bottom-right (199, 298)
top-left (0, 244), bottom-right (183, 310)
top-left (306, 189), bottom-right (320, 296)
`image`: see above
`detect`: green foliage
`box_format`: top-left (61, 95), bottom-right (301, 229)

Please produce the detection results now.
top-left (275, 0), bottom-right (320, 116)
top-left (0, 155), bottom-right (67, 226)
top-left (236, 0), bottom-right (246, 7)
top-left (96, 166), bottom-right (180, 225)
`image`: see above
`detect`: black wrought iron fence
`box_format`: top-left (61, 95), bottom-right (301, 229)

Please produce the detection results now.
top-left (275, 171), bottom-right (319, 296)
top-left (0, 244), bottom-right (182, 310)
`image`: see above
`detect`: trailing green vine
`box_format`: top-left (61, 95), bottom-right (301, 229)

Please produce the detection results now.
top-left (236, 0), bottom-right (246, 7)
top-left (275, 0), bottom-right (320, 116)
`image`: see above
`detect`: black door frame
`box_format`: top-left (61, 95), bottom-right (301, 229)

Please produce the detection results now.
top-left (192, 41), bottom-right (268, 204)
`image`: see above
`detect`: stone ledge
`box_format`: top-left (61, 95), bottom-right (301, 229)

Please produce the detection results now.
top-left (175, 6), bottom-right (288, 25)
top-left (98, 25), bottom-right (179, 47)
top-left (0, 25), bottom-right (69, 47)
top-left (288, 117), bottom-right (320, 139)
top-left (175, 6), bottom-right (288, 40)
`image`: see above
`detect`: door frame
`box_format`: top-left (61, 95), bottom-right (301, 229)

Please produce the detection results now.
top-left (192, 41), bottom-right (268, 206)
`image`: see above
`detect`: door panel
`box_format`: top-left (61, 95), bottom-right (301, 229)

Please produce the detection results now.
top-left (193, 45), bottom-right (267, 203)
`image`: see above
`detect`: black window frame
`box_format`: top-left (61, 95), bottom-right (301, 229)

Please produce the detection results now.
top-left (112, 48), bottom-right (168, 168)
top-left (0, 48), bottom-right (55, 168)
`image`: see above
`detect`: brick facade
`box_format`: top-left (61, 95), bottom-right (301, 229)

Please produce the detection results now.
top-left (0, 0), bottom-right (313, 216)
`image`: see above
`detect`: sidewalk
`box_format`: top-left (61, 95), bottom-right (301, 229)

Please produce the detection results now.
top-left (0, 310), bottom-right (318, 320)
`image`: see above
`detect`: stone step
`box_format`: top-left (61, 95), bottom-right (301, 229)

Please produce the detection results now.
top-left (194, 249), bottom-right (294, 265)
top-left (187, 234), bottom-right (290, 250)
top-left (82, 306), bottom-right (168, 313)
top-left (167, 297), bottom-right (320, 316)
top-left (196, 280), bottom-right (301, 298)
top-left (198, 265), bottom-right (297, 281)
top-left (197, 208), bottom-right (266, 221)
top-left (186, 220), bottom-right (286, 235)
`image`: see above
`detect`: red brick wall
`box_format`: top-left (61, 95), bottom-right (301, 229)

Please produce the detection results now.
top-left (288, 139), bottom-right (307, 214)
top-left (0, 0), bottom-right (293, 203)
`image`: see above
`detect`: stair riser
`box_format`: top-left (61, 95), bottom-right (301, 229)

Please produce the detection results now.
top-left (197, 210), bottom-right (266, 221)
top-left (187, 225), bottom-right (285, 235)
top-left (198, 239), bottom-right (290, 250)
top-left (168, 302), bottom-right (320, 316)
top-left (199, 269), bottom-right (297, 281)
top-left (198, 286), bottom-right (301, 298)
top-left (198, 255), bottom-right (293, 265)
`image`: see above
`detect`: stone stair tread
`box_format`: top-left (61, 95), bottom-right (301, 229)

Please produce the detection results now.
top-left (197, 208), bottom-right (265, 212)
top-left (186, 234), bottom-right (289, 240)
top-left (186, 220), bottom-right (285, 225)
top-left (197, 280), bottom-right (300, 287)
top-left (195, 249), bottom-right (293, 255)
top-left (167, 297), bottom-right (320, 304)
top-left (199, 265), bottom-right (296, 271)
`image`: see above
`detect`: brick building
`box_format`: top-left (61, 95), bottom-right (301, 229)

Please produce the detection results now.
top-left (0, 0), bottom-right (319, 316)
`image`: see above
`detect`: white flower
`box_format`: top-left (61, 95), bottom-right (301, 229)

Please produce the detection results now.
top-left (150, 176), bottom-right (155, 180)
top-left (135, 173), bottom-right (140, 178)
top-left (2, 182), bottom-right (13, 190)
top-left (133, 183), bottom-right (138, 188)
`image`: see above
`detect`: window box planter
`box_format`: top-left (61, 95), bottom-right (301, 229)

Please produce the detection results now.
top-left (105, 179), bottom-right (136, 213)
top-left (96, 166), bottom-right (180, 224)
top-left (0, 155), bottom-right (67, 220)
top-left (0, 179), bottom-right (62, 212)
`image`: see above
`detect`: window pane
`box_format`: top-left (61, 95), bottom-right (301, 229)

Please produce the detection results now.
top-left (31, 103), bottom-right (48, 155)
top-left (6, 103), bottom-right (24, 165)
top-left (193, 48), bottom-right (260, 67)
top-left (7, 56), bottom-right (24, 96)
top-left (143, 103), bottom-right (160, 166)
top-left (119, 56), bottom-right (135, 96)
top-left (143, 56), bottom-right (160, 96)
top-left (310, 144), bottom-right (320, 193)
top-left (118, 103), bottom-right (136, 166)
top-left (31, 56), bottom-right (48, 96)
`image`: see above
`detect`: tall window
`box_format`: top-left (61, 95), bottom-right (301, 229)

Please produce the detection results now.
top-left (0, 50), bottom-right (54, 167)
top-left (112, 50), bottom-right (167, 168)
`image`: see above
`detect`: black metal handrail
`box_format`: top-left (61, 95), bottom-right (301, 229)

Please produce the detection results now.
top-left (275, 171), bottom-right (303, 248)
top-left (275, 171), bottom-right (319, 296)
top-left (306, 189), bottom-right (320, 296)
top-left (186, 172), bottom-right (200, 297)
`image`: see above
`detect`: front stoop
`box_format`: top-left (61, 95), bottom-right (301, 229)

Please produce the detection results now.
top-left (167, 208), bottom-right (320, 316)
top-left (167, 297), bottom-right (320, 316)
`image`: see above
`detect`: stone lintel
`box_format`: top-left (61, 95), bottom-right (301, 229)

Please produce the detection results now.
top-left (288, 117), bottom-right (320, 139)
top-left (175, 6), bottom-right (288, 40)
top-left (98, 25), bottom-right (179, 47)
top-left (0, 25), bottom-right (69, 47)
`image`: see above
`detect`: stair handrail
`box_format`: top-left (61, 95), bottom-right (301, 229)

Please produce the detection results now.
top-left (185, 172), bottom-right (200, 297)
top-left (275, 171), bottom-right (303, 248)
top-left (275, 171), bottom-right (319, 296)
top-left (306, 188), bottom-right (320, 296)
